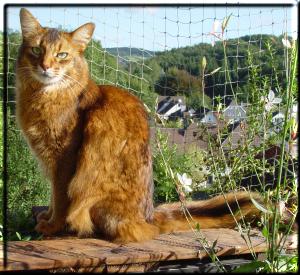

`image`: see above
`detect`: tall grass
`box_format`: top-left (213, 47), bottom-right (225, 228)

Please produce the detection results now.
top-left (153, 18), bottom-right (298, 271)
top-left (6, 114), bottom-right (50, 240)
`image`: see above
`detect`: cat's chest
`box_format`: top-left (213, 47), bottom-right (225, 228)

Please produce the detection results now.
top-left (21, 101), bottom-right (80, 154)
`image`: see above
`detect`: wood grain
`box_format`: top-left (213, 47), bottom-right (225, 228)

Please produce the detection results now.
top-left (0, 207), bottom-right (296, 271)
top-left (0, 228), bottom-right (296, 272)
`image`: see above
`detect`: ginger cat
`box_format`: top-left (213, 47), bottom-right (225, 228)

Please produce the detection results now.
top-left (16, 8), bottom-right (264, 243)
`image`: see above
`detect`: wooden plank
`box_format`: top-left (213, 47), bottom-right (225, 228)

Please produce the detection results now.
top-left (6, 243), bottom-right (100, 270)
top-left (0, 228), bottom-right (297, 272)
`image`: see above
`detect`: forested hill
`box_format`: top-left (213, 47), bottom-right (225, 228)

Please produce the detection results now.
top-left (106, 34), bottom-right (288, 108)
top-left (106, 47), bottom-right (155, 59)
top-left (145, 34), bottom-right (288, 103)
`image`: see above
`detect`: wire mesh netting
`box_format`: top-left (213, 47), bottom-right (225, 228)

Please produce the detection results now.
top-left (1, 5), bottom-right (298, 235)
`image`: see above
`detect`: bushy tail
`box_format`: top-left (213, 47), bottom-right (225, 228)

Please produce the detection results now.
top-left (153, 191), bottom-right (264, 233)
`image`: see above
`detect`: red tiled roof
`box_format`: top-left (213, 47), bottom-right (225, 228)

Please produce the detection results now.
top-left (221, 121), bottom-right (263, 150)
top-left (150, 121), bottom-right (227, 153)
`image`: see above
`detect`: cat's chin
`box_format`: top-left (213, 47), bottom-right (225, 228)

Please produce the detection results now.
top-left (33, 74), bottom-right (64, 89)
top-left (41, 83), bottom-right (63, 93)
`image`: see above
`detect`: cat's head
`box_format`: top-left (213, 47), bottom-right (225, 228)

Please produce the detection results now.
top-left (18, 8), bottom-right (95, 87)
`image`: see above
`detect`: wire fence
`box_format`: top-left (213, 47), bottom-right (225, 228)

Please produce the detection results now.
top-left (2, 4), bottom-right (298, 196)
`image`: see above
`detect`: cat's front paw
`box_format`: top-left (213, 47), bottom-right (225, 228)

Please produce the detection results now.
top-left (36, 210), bottom-right (52, 222)
top-left (35, 219), bottom-right (63, 236)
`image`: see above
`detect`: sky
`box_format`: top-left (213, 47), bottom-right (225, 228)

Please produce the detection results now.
top-left (3, 1), bottom-right (298, 52)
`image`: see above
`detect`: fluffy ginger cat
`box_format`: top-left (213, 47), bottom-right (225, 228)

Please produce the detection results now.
top-left (16, 8), bottom-right (264, 243)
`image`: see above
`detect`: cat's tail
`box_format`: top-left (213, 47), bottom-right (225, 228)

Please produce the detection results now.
top-left (153, 191), bottom-right (264, 233)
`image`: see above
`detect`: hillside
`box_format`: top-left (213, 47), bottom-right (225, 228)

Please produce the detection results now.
top-left (146, 34), bottom-right (288, 103)
top-left (106, 47), bottom-right (156, 59)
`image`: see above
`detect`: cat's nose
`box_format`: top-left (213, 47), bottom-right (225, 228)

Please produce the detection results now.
top-left (41, 63), bottom-right (50, 72)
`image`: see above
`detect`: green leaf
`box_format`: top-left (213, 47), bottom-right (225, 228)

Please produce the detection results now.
top-left (23, 236), bottom-right (32, 241)
top-left (209, 67), bottom-right (222, 75)
top-left (261, 226), bottom-right (269, 238)
top-left (250, 196), bottom-right (272, 214)
top-left (222, 13), bottom-right (232, 32)
top-left (212, 239), bottom-right (218, 251)
top-left (211, 253), bottom-right (216, 262)
top-left (195, 223), bottom-right (200, 231)
top-left (16, 232), bottom-right (22, 240)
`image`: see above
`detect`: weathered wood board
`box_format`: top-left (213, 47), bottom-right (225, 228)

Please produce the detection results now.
top-left (0, 228), bottom-right (297, 272)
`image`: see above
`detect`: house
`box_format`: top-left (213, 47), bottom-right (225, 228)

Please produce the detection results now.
top-left (186, 106), bottom-right (211, 120)
top-left (150, 118), bottom-right (228, 153)
top-left (183, 123), bottom-right (211, 152)
top-left (156, 96), bottom-right (186, 120)
top-left (270, 103), bottom-right (298, 134)
top-left (200, 111), bottom-right (220, 124)
top-left (223, 100), bottom-right (248, 124)
top-left (221, 121), bottom-right (263, 151)
top-left (198, 99), bottom-right (249, 125)
top-left (150, 126), bottom-right (185, 151)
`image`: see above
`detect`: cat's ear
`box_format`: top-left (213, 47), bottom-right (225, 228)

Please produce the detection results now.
top-left (71, 23), bottom-right (95, 51)
top-left (20, 8), bottom-right (42, 40)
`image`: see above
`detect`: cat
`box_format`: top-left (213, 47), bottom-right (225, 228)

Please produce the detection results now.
top-left (16, 8), bottom-right (264, 243)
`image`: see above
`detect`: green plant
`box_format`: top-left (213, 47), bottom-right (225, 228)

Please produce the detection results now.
top-left (152, 15), bottom-right (298, 273)
top-left (0, 104), bottom-right (4, 238)
top-left (152, 128), bottom-right (212, 202)
top-left (6, 114), bottom-right (50, 240)
top-left (265, 36), bottom-right (298, 273)
top-left (152, 130), bottom-right (187, 203)
top-left (157, 118), bottom-right (184, 129)
top-left (233, 255), bottom-right (298, 273)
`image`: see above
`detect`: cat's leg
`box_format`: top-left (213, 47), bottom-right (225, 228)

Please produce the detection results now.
top-left (65, 135), bottom-right (106, 237)
top-left (35, 175), bottom-right (70, 235)
top-left (35, 153), bottom-right (80, 235)
top-left (113, 219), bottom-right (159, 243)
top-left (90, 205), bottom-right (159, 243)
top-left (36, 208), bottom-right (53, 222)
top-left (66, 197), bottom-right (99, 237)
top-left (92, 214), bottom-right (159, 243)
top-left (36, 193), bottom-right (53, 222)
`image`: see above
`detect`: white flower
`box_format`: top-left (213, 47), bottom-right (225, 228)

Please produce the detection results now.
top-left (198, 180), bottom-right (208, 189)
top-left (220, 167), bottom-right (232, 177)
top-left (291, 104), bottom-right (298, 119)
top-left (261, 90), bottom-right (282, 112)
top-left (282, 38), bottom-right (292, 48)
top-left (212, 20), bottom-right (221, 34)
top-left (210, 19), bottom-right (221, 46)
top-left (177, 173), bottom-right (193, 193)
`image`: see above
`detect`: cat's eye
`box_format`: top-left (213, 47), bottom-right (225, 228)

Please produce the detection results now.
top-left (57, 52), bottom-right (68, 59)
top-left (32, 47), bottom-right (41, 55)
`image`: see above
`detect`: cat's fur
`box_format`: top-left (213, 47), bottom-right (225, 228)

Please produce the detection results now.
top-left (16, 8), bottom-right (264, 243)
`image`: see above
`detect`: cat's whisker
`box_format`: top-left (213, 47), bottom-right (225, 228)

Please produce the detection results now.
top-left (60, 78), bottom-right (78, 98)
top-left (17, 68), bottom-right (34, 73)
top-left (61, 73), bottom-right (88, 92)
top-left (59, 77), bottom-right (78, 97)
top-left (17, 66), bottom-right (34, 70)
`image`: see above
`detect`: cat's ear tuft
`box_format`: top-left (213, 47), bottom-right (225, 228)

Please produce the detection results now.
top-left (71, 23), bottom-right (95, 51)
top-left (20, 8), bottom-right (42, 40)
